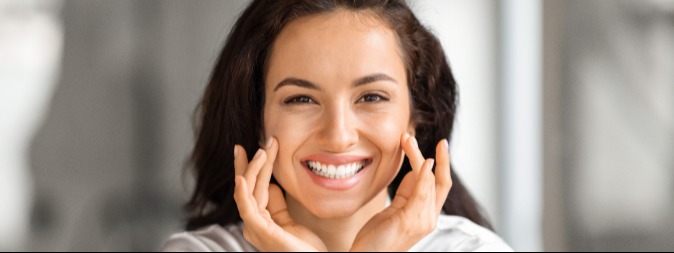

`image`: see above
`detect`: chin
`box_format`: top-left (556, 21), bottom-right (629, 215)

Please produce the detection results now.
top-left (307, 198), bottom-right (365, 219)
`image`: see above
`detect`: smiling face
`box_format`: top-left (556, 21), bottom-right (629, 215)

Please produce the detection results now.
top-left (263, 10), bottom-right (412, 218)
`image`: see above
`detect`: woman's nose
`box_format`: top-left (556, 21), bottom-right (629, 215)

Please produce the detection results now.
top-left (316, 104), bottom-right (358, 152)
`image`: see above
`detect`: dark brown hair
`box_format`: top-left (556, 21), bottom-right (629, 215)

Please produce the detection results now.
top-left (185, 0), bottom-right (492, 231)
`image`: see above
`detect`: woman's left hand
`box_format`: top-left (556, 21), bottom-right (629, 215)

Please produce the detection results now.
top-left (350, 134), bottom-right (452, 252)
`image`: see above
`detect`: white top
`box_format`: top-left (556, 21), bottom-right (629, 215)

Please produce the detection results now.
top-left (161, 215), bottom-right (513, 252)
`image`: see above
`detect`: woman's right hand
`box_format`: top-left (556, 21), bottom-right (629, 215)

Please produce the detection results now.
top-left (233, 137), bottom-right (327, 252)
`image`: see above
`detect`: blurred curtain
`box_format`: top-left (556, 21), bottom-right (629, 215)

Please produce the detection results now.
top-left (0, 0), bottom-right (62, 250)
top-left (561, 0), bottom-right (674, 251)
top-left (26, 0), bottom-right (247, 251)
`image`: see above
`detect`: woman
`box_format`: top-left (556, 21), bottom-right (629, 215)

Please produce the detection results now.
top-left (163, 0), bottom-right (512, 251)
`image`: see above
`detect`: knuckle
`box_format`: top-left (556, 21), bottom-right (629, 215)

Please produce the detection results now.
top-left (417, 190), bottom-right (430, 201)
top-left (402, 223), bottom-right (416, 237)
top-left (239, 210), bottom-right (253, 220)
top-left (241, 226), bottom-right (260, 245)
top-left (397, 214), bottom-right (415, 237)
top-left (242, 227), bottom-right (252, 241)
top-left (439, 180), bottom-right (452, 191)
top-left (402, 214), bottom-right (435, 238)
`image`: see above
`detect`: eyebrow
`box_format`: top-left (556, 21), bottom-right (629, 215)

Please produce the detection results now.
top-left (273, 73), bottom-right (397, 92)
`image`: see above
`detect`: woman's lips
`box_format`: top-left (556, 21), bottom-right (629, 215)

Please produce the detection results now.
top-left (300, 154), bottom-right (371, 165)
top-left (300, 154), bottom-right (372, 191)
top-left (302, 162), bottom-right (370, 191)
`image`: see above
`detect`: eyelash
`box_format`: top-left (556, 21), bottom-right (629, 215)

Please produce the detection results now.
top-left (357, 93), bottom-right (389, 103)
top-left (284, 95), bottom-right (315, 104)
top-left (283, 93), bottom-right (389, 105)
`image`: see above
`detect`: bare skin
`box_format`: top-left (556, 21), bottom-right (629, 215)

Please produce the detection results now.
top-left (232, 10), bottom-right (452, 252)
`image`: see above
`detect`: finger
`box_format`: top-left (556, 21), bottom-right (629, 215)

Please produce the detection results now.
top-left (234, 145), bottom-right (249, 177)
top-left (267, 183), bottom-right (293, 226)
top-left (233, 176), bottom-right (262, 224)
top-left (233, 176), bottom-right (269, 246)
top-left (434, 139), bottom-right (452, 215)
top-left (390, 171), bottom-right (416, 210)
top-left (403, 158), bottom-right (435, 213)
top-left (244, 148), bottom-right (267, 191)
top-left (400, 133), bottom-right (425, 174)
top-left (254, 137), bottom-right (278, 209)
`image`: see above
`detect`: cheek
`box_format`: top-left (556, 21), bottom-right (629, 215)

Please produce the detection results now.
top-left (265, 116), bottom-right (302, 146)
top-left (362, 112), bottom-right (408, 165)
top-left (264, 109), bottom-right (309, 177)
top-left (370, 116), bottom-right (402, 147)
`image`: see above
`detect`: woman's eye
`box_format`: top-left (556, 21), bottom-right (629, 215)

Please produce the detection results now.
top-left (284, 95), bottom-right (315, 104)
top-left (358, 93), bottom-right (389, 103)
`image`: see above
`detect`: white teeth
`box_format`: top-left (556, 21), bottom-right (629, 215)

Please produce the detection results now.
top-left (337, 165), bottom-right (346, 179)
top-left (327, 165), bottom-right (336, 179)
top-left (306, 160), bottom-right (366, 179)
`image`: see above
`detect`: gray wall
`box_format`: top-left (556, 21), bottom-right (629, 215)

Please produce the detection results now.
top-left (560, 1), bottom-right (674, 251)
top-left (28, 1), bottom-right (247, 250)
top-left (543, 0), bottom-right (674, 251)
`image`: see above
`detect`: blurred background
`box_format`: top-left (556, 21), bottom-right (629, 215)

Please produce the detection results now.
top-left (1, 0), bottom-right (672, 251)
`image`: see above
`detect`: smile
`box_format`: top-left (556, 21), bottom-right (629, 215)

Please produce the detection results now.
top-left (304, 160), bottom-right (368, 179)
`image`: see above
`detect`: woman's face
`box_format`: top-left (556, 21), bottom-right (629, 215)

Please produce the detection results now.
top-left (263, 10), bottom-right (411, 218)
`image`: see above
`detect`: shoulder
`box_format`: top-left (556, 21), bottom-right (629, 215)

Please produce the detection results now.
top-left (410, 215), bottom-right (514, 252)
top-left (160, 223), bottom-right (257, 252)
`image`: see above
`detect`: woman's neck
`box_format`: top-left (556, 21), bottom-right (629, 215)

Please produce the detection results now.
top-left (286, 190), bottom-right (389, 252)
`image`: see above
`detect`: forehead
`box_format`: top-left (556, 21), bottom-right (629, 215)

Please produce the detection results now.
top-left (266, 10), bottom-right (406, 86)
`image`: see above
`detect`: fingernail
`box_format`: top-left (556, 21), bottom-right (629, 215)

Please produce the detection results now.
top-left (265, 138), bottom-right (273, 148)
top-left (443, 139), bottom-right (449, 149)
top-left (410, 136), bottom-right (418, 148)
top-left (253, 149), bottom-right (263, 159)
top-left (428, 159), bottom-right (435, 170)
top-left (233, 146), bottom-right (238, 158)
